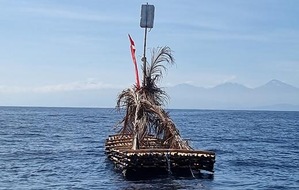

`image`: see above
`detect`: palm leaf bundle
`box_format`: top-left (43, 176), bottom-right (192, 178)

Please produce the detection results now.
top-left (116, 46), bottom-right (191, 150)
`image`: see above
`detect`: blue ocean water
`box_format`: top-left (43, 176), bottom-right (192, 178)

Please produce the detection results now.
top-left (0, 107), bottom-right (298, 190)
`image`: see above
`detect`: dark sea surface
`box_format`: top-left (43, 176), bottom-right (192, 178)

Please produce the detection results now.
top-left (0, 107), bottom-right (298, 190)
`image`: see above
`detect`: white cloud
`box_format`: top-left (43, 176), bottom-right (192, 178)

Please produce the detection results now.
top-left (0, 79), bottom-right (124, 94)
top-left (0, 86), bottom-right (28, 93)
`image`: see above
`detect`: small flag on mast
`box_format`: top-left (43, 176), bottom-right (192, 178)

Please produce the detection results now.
top-left (128, 34), bottom-right (140, 89)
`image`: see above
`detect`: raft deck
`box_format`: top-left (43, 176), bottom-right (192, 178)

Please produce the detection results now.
top-left (105, 134), bottom-right (215, 179)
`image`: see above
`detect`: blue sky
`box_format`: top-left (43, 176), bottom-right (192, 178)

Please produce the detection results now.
top-left (1, 0), bottom-right (299, 107)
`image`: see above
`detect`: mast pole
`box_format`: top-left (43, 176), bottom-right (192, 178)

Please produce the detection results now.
top-left (140, 3), bottom-right (154, 87)
top-left (142, 3), bottom-right (149, 87)
top-left (142, 27), bottom-right (147, 87)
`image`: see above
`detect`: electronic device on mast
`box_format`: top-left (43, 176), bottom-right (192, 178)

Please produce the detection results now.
top-left (140, 3), bottom-right (155, 86)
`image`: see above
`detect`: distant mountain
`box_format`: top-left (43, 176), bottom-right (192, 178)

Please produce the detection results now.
top-left (213, 82), bottom-right (250, 90)
top-left (171, 83), bottom-right (206, 91)
top-left (255, 79), bottom-right (299, 93)
top-left (211, 82), bottom-right (252, 93)
top-left (166, 80), bottom-right (299, 111)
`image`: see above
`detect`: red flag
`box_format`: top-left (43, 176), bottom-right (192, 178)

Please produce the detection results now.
top-left (128, 34), bottom-right (140, 89)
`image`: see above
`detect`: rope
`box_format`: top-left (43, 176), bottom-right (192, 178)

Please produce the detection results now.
top-left (165, 153), bottom-right (172, 175)
top-left (189, 165), bottom-right (195, 178)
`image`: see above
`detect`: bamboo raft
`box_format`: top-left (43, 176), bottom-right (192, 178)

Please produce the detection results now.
top-left (105, 4), bottom-right (215, 179)
top-left (105, 134), bottom-right (215, 179)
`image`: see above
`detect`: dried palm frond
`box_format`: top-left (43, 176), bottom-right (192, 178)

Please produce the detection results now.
top-left (143, 46), bottom-right (175, 106)
top-left (115, 46), bottom-right (190, 150)
top-left (147, 46), bottom-right (175, 83)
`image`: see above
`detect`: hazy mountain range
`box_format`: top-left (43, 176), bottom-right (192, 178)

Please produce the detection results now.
top-left (2, 79), bottom-right (299, 111)
top-left (166, 79), bottom-right (299, 111)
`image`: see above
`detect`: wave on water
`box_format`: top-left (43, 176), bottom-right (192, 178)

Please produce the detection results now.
top-left (0, 107), bottom-right (298, 189)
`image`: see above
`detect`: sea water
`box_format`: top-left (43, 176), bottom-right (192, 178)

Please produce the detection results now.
top-left (0, 107), bottom-right (298, 189)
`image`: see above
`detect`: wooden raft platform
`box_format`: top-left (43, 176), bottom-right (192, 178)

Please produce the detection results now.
top-left (105, 134), bottom-right (215, 179)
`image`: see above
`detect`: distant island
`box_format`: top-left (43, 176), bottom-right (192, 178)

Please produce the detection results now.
top-left (167, 79), bottom-right (299, 111)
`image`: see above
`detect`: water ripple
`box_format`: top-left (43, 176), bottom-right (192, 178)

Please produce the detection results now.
top-left (0, 107), bottom-right (298, 189)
